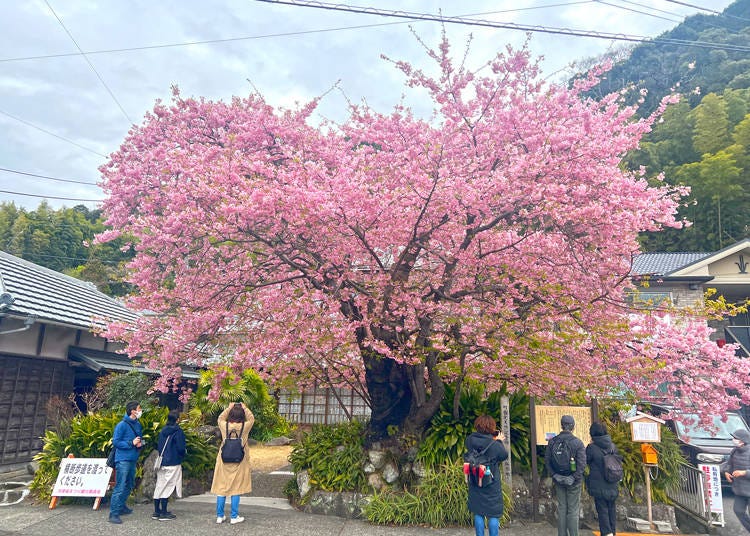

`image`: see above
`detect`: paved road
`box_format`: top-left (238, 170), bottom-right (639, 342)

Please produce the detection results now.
top-left (0, 494), bottom-right (569, 536)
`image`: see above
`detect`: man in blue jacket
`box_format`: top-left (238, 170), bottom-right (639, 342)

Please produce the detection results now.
top-left (109, 400), bottom-right (144, 524)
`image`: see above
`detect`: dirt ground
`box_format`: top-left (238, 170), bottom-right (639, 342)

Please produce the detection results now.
top-left (247, 444), bottom-right (292, 473)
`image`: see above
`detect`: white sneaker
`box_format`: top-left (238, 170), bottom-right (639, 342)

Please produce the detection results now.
top-left (216, 516), bottom-right (225, 524)
top-left (230, 516), bottom-right (245, 524)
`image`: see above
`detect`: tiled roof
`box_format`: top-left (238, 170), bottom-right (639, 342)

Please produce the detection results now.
top-left (631, 252), bottom-right (710, 276)
top-left (0, 250), bottom-right (139, 329)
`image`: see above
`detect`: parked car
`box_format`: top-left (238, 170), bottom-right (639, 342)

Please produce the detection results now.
top-left (643, 403), bottom-right (750, 468)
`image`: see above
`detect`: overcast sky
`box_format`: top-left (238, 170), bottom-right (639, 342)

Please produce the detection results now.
top-left (0, 0), bottom-right (737, 211)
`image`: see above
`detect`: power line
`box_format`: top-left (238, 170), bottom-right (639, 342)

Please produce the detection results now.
top-left (0, 2), bottom-right (594, 64)
top-left (44, 1), bottom-right (133, 124)
top-left (659, 0), bottom-right (750, 24)
top-left (0, 189), bottom-right (103, 202)
top-left (0, 166), bottom-right (99, 186)
top-left (593, 0), bottom-right (682, 23)
top-left (254, 0), bottom-right (750, 53)
top-left (596, 0), bottom-right (729, 32)
top-left (0, 109), bottom-right (107, 157)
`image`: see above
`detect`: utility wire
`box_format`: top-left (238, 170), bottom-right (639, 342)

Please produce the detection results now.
top-left (0, 2), bottom-right (593, 63)
top-left (0, 109), bottom-right (107, 157)
top-left (0, 189), bottom-right (103, 202)
top-left (660, 0), bottom-right (750, 23)
top-left (44, 0), bottom-right (133, 124)
top-left (254, 0), bottom-right (750, 53)
top-left (593, 0), bottom-right (682, 23)
top-left (0, 167), bottom-right (99, 186)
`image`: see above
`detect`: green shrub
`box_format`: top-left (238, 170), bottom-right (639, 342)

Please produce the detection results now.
top-left (191, 367), bottom-right (293, 441)
top-left (365, 462), bottom-right (513, 527)
top-left (288, 420), bottom-right (367, 494)
top-left (30, 407), bottom-right (217, 501)
top-left (418, 383), bottom-right (530, 469)
top-left (100, 371), bottom-right (159, 411)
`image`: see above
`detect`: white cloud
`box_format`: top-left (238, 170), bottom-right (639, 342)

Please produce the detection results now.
top-left (0, 0), bottom-right (737, 209)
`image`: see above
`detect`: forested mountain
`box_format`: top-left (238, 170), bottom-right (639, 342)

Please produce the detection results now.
top-left (587, 0), bottom-right (750, 117)
top-left (0, 202), bottom-right (132, 296)
top-left (582, 0), bottom-right (750, 252)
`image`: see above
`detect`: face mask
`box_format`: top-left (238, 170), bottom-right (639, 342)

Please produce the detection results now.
top-left (134, 410), bottom-right (143, 419)
top-left (734, 438), bottom-right (744, 447)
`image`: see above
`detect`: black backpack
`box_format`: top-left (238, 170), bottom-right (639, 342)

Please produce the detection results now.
top-left (549, 434), bottom-right (573, 475)
top-left (602, 448), bottom-right (624, 483)
top-left (464, 441), bottom-right (494, 487)
top-left (220, 422), bottom-right (245, 464)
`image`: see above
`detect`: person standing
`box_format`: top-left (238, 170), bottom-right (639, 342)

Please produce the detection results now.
top-left (152, 409), bottom-right (187, 521)
top-left (109, 400), bottom-right (144, 524)
top-left (210, 402), bottom-right (254, 525)
top-left (585, 421), bottom-right (619, 536)
top-left (723, 428), bottom-right (750, 533)
top-left (465, 414), bottom-right (509, 536)
top-left (546, 415), bottom-right (586, 536)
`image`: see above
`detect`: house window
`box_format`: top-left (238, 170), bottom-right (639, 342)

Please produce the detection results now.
top-left (626, 290), bottom-right (672, 308)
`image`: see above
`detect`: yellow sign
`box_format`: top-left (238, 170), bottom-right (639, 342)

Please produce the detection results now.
top-left (534, 405), bottom-right (592, 446)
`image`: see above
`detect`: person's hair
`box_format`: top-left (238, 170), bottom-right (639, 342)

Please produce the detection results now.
top-left (474, 414), bottom-right (497, 435)
top-left (227, 403), bottom-right (246, 423)
top-left (167, 409), bottom-right (180, 424)
top-left (125, 401), bottom-right (140, 416)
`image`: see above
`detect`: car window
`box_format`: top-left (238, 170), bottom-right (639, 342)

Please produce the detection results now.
top-left (674, 414), bottom-right (748, 440)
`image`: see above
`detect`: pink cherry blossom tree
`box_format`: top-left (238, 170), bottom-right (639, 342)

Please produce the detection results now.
top-left (99, 38), bottom-right (750, 438)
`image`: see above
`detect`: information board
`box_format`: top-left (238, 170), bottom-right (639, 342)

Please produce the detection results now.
top-left (630, 421), bottom-right (661, 442)
top-left (52, 458), bottom-right (112, 497)
top-left (534, 405), bottom-right (592, 445)
top-left (699, 464), bottom-right (724, 516)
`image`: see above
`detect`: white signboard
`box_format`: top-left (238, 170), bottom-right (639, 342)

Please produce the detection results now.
top-left (631, 421), bottom-right (660, 442)
top-left (699, 464), bottom-right (724, 517)
top-left (52, 458), bottom-right (112, 497)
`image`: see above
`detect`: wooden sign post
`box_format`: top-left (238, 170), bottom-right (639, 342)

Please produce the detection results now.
top-left (626, 412), bottom-right (665, 531)
top-left (49, 454), bottom-right (114, 510)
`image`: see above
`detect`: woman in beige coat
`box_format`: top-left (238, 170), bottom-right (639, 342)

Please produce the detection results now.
top-left (210, 402), bottom-right (254, 524)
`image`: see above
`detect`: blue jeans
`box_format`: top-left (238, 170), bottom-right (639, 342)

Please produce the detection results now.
top-left (474, 514), bottom-right (499, 536)
top-left (216, 495), bottom-right (240, 519)
top-left (555, 481), bottom-right (581, 536)
top-left (110, 460), bottom-right (136, 516)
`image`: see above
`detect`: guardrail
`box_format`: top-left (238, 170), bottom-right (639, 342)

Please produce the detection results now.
top-left (665, 462), bottom-right (711, 528)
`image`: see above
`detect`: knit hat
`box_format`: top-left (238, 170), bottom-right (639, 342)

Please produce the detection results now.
top-left (732, 429), bottom-right (750, 444)
top-left (589, 422), bottom-right (607, 437)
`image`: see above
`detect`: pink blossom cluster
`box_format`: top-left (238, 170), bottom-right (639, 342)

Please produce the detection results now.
top-left (99, 38), bottom-right (749, 421)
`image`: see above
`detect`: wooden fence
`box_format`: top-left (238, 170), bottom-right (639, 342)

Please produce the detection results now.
top-left (276, 384), bottom-right (370, 425)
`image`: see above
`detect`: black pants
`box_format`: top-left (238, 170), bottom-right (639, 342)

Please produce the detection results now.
top-left (733, 494), bottom-right (750, 532)
top-left (594, 496), bottom-right (616, 536)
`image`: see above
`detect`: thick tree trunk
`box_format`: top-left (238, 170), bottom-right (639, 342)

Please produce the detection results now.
top-left (362, 350), bottom-right (444, 440)
top-left (363, 352), bottom-right (413, 439)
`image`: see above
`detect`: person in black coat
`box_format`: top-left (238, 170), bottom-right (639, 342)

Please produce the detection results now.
top-left (585, 421), bottom-right (619, 536)
top-left (464, 414), bottom-right (509, 536)
top-left (152, 409), bottom-right (187, 520)
top-left (722, 428), bottom-right (750, 533)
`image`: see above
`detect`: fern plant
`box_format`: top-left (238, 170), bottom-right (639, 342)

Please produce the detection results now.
top-left (191, 367), bottom-right (293, 441)
top-left (288, 420), bottom-right (368, 494)
top-left (417, 382), bottom-right (530, 469)
top-left (365, 462), bottom-right (513, 527)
